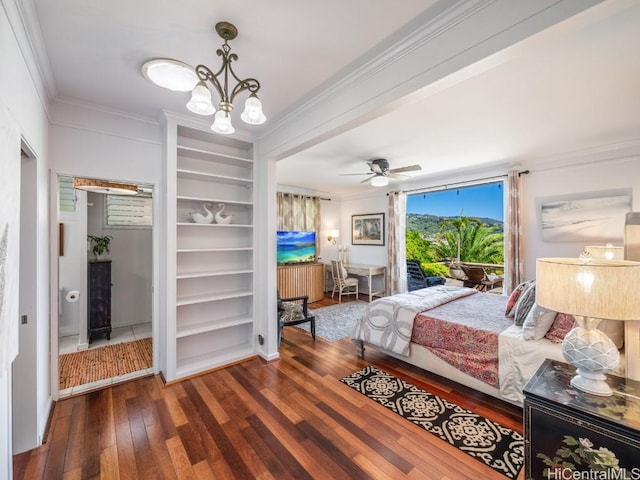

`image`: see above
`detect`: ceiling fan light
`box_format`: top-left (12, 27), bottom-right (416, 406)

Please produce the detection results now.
top-left (186, 81), bottom-right (215, 115)
top-left (141, 58), bottom-right (199, 92)
top-left (211, 109), bottom-right (235, 135)
top-left (370, 176), bottom-right (389, 187)
top-left (240, 94), bottom-right (266, 125)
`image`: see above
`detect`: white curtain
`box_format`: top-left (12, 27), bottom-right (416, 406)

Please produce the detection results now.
top-left (505, 170), bottom-right (523, 294)
top-left (388, 192), bottom-right (407, 295)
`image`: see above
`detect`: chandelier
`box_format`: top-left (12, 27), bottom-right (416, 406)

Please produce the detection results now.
top-left (142, 21), bottom-right (266, 135)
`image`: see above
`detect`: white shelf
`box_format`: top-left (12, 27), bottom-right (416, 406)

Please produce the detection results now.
top-left (177, 145), bottom-right (253, 166)
top-left (176, 222), bottom-right (253, 228)
top-left (177, 168), bottom-right (253, 186)
top-left (176, 268), bottom-right (253, 279)
top-left (176, 290), bottom-right (253, 306)
top-left (176, 315), bottom-right (253, 338)
top-left (175, 343), bottom-right (255, 379)
top-left (176, 247), bottom-right (253, 253)
top-left (177, 195), bottom-right (253, 206)
top-left (166, 121), bottom-right (255, 382)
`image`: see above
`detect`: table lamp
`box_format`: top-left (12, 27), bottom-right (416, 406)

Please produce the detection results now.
top-left (584, 243), bottom-right (624, 260)
top-left (536, 256), bottom-right (640, 396)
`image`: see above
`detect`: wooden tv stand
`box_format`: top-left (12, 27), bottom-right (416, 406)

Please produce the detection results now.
top-left (277, 263), bottom-right (324, 302)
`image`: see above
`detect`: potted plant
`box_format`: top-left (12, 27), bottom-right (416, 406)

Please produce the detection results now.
top-left (88, 234), bottom-right (113, 259)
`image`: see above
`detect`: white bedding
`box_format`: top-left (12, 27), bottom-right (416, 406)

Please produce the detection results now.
top-left (352, 286), bottom-right (566, 405)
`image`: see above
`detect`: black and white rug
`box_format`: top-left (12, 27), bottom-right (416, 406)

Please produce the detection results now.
top-left (295, 301), bottom-right (368, 342)
top-left (341, 365), bottom-right (524, 479)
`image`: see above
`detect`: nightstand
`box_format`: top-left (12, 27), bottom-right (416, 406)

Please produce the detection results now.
top-left (523, 359), bottom-right (640, 479)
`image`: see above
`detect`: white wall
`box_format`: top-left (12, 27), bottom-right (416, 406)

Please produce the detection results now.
top-left (520, 145), bottom-right (640, 279)
top-left (1, 0), bottom-right (51, 468)
top-left (58, 189), bottom-right (87, 338)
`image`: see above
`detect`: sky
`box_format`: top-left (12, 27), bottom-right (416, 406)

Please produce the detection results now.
top-left (406, 181), bottom-right (504, 221)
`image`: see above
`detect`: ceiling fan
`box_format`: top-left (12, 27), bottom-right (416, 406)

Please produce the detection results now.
top-left (342, 158), bottom-right (422, 185)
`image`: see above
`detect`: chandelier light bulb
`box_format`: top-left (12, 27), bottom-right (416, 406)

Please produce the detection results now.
top-left (186, 81), bottom-right (216, 115)
top-left (241, 94), bottom-right (266, 125)
top-left (211, 109), bottom-right (235, 135)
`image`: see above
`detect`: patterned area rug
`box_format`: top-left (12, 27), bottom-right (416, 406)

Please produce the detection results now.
top-left (341, 365), bottom-right (524, 479)
top-left (296, 301), bottom-right (369, 342)
top-left (59, 338), bottom-right (152, 389)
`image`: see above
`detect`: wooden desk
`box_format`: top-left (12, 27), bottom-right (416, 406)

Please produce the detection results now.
top-left (345, 264), bottom-right (386, 302)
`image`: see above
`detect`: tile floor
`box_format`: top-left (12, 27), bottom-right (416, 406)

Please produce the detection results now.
top-left (58, 322), bottom-right (153, 398)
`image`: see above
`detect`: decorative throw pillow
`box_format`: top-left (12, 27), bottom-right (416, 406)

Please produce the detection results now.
top-left (513, 282), bottom-right (536, 327)
top-left (522, 303), bottom-right (558, 340)
top-left (341, 264), bottom-right (349, 280)
top-left (505, 280), bottom-right (532, 317)
top-left (544, 313), bottom-right (576, 343)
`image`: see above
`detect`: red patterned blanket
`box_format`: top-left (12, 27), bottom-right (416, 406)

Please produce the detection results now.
top-left (411, 292), bottom-right (510, 388)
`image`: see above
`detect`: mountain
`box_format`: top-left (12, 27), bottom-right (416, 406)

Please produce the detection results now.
top-left (407, 213), bottom-right (503, 236)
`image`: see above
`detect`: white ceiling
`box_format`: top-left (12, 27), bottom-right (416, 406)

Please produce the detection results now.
top-left (28, 0), bottom-right (640, 197)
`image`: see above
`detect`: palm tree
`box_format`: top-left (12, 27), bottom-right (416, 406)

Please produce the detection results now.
top-left (433, 216), bottom-right (503, 264)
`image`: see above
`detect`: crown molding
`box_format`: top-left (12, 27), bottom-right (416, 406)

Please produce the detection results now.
top-left (5, 0), bottom-right (56, 110)
top-left (258, 0), bottom-right (603, 161)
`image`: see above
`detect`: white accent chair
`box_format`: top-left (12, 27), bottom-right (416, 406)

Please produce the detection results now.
top-left (331, 260), bottom-right (359, 303)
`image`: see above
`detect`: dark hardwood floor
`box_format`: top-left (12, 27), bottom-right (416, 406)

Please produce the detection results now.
top-left (14, 294), bottom-right (524, 479)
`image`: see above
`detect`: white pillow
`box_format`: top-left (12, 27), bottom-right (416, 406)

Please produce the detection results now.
top-left (598, 319), bottom-right (624, 349)
top-left (522, 303), bottom-right (558, 340)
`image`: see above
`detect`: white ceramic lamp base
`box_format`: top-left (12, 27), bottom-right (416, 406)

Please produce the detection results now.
top-left (561, 317), bottom-right (620, 397)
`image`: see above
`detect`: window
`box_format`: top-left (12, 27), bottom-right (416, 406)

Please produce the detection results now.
top-left (58, 176), bottom-right (76, 213)
top-left (406, 182), bottom-right (504, 271)
top-left (105, 194), bottom-right (152, 228)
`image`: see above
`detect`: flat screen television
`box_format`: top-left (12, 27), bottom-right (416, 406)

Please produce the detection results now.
top-left (277, 231), bottom-right (316, 265)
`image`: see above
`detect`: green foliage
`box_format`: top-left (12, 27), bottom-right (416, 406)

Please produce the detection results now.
top-left (421, 262), bottom-right (449, 277)
top-left (432, 216), bottom-right (504, 264)
top-left (405, 230), bottom-right (436, 264)
top-left (88, 234), bottom-right (112, 257)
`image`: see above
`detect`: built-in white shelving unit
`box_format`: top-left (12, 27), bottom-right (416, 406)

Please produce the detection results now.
top-left (163, 119), bottom-right (255, 381)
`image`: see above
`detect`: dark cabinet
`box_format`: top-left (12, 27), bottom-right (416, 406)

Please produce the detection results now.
top-left (88, 259), bottom-right (112, 343)
top-left (523, 359), bottom-right (640, 479)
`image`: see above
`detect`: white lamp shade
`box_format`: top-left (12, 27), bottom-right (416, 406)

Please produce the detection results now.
top-left (240, 95), bottom-right (266, 125)
top-left (211, 110), bottom-right (235, 135)
top-left (584, 244), bottom-right (624, 260)
top-left (141, 59), bottom-right (199, 92)
top-left (186, 82), bottom-right (215, 115)
top-left (370, 176), bottom-right (389, 187)
top-left (536, 257), bottom-right (640, 320)
top-left (329, 230), bottom-right (339, 239)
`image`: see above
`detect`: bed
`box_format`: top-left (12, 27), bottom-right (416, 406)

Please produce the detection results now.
top-left (351, 285), bottom-right (572, 405)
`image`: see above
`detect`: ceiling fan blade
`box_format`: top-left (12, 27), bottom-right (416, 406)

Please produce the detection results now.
top-left (339, 172), bottom-right (373, 176)
top-left (388, 173), bottom-right (408, 180)
top-left (389, 165), bottom-right (422, 174)
top-left (367, 162), bottom-right (383, 174)
top-left (360, 176), bottom-right (375, 184)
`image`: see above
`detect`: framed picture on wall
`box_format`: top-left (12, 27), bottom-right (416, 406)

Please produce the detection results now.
top-left (539, 189), bottom-right (631, 242)
top-left (352, 213), bottom-right (385, 245)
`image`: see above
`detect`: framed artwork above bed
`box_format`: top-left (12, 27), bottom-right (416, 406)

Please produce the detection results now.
top-left (539, 189), bottom-right (631, 242)
top-left (352, 213), bottom-right (384, 245)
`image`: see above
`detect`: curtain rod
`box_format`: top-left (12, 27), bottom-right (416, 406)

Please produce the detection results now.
top-left (278, 192), bottom-right (331, 201)
top-left (399, 170), bottom-right (529, 195)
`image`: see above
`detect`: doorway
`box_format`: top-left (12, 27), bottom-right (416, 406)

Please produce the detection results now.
top-left (56, 176), bottom-right (153, 396)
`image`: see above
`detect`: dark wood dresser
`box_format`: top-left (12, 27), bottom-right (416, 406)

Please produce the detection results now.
top-left (523, 359), bottom-right (640, 479)
top-left (88, 259), bottom-right (112, 343)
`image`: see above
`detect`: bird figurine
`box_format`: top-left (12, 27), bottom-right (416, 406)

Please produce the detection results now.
top-left (214, 203), bottom-right (233, 224)
top-left (190, 202), bottom-right (214, 224)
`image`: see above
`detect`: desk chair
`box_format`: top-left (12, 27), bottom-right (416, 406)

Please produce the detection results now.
top-left (331, 260), bottom-right (359, 303)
